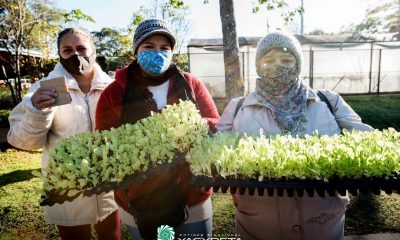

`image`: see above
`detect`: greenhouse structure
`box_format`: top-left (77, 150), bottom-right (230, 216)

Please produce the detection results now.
top-left (187, 33), bottom-right (400, 98)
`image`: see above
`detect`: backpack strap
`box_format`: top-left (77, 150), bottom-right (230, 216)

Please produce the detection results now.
top-left (234, 97), bottom-right (246, 118)
top-left (316, 90), bottom-right (334, 115)
top-left (235, 92), bottom-right (333, 117)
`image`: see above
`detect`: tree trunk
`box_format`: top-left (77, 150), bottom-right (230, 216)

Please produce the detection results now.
top-left (1, 65), bottom-right (17, 105)
top-left (15, 49), bottom-right (22, 102)
top-left (219, 0), bottom-right (244, 102)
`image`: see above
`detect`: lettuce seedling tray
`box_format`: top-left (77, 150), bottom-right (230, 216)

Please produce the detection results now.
top-left (192, 175), bottom-right (400, 197)
top-left (40, 156), bottom-right (186, 206)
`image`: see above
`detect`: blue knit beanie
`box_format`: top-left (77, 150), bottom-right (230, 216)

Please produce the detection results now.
top-left (133, 19), bottom-right (176, 54)
top-left (255, 31), bottom-right (303, 77)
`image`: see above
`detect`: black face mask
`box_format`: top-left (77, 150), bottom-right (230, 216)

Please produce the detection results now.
top-left (59, 54), bottom-right (96, 76)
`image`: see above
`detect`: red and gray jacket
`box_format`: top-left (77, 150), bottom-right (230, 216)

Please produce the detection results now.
top-left (95, 65), bottom-right (220, 214)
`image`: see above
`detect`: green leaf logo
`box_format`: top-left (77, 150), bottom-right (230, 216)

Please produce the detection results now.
top-left (157, 225), bottom-right (174, 240)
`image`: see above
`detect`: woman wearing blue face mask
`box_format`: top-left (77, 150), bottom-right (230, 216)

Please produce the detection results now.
top-left (95, 19), bottom-right (219, 240)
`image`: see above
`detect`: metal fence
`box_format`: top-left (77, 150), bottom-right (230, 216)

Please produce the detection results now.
top-left (188, 42), bottom-right (400, 98)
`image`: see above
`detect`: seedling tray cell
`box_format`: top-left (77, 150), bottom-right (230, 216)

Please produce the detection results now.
top-left (192, 175), bottom-right (400, 197)
top-left (40, 156), bottom-right (186, 206)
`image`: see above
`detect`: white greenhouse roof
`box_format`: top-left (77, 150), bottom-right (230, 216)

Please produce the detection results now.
top-left (188, 33), bottom-right (400, 48)
top-left (0, 47), bottom-right (57, 59)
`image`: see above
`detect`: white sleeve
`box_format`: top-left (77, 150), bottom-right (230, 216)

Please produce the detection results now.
top-left (7, 82), bottom-right (55, 150)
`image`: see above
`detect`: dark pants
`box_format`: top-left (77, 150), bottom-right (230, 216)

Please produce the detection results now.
top-left (57, 209), bottom-right (120, 240)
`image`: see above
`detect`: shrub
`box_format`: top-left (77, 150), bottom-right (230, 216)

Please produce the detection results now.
top-left (0, 109), bottom-right (11, 128)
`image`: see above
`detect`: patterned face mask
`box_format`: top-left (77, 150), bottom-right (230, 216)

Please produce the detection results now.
top-left (137, 50), bottom-right (172, 75)
top-left (258, 65), bottom-right (299, 93)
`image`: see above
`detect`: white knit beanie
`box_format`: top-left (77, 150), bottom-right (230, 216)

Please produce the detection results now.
top-left (255, 31), bottom-right (303, 77)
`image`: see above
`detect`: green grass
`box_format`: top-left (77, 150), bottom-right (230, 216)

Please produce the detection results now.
top-left (1, 149), bottom-right (400, 239)
top-left (0, 149), bottom-right (57, 240)
top-left (1, 94), bottom-right (400, 239)
top-left (0, 149), bottom-right (133, 240)
top-left (343, 94), bottom-right (400, 131)
top-left (346, 193), bottom-right (400, 235)
top-left (212, 192), bottom-right (400, 236)
top-left (1, 94), bottom-right (399, 131)
top-left (214, 94), bottom-right (400, 131)
top-left (211, 193), bottom-right (235, 234)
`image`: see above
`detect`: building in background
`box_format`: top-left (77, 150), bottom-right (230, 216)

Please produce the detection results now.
top-left (188, 32), bottom-right (400, 98)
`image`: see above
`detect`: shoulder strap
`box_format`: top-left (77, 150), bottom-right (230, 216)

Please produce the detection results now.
top-left (234, 97), bottom-right (246, 118)
top-left (316, 90), bottom-right (334, 115)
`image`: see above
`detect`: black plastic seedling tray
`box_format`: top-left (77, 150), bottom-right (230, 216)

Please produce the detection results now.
top-left (192, 175), bottom-right (400, 197)
top-left (40, 156), bottom-right (186, 206)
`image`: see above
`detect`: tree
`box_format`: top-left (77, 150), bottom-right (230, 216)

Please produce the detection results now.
top-left (308, 29), bottom-right (332, 35)
top-left (338, 0), bottom-right (399, 35)
top-left (0, 0), bottom-right (64, 104)
top-left (92, 28), bottom-right (131, 57)
top-left (252, 0), bottom-right (304, 23)
top-left (63, 9), bottom-right (95, 26)
top-left (91, 28), bottom-right (133, 71)
top-left (213, 0), bottom-right (303, 101)
top-left (219, 0), bottom-right (244, 99)
top-left (128, 0), bottom-right (192, 54)
top-left (367, 0), bottom-right (400, 33)
top-left (339, 17), bottom-right (382, 35)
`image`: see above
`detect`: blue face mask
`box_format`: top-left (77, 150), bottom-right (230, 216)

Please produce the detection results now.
top-left (137, 50), bottom-right (172, 75)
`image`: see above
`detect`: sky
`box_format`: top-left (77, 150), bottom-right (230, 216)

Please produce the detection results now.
top-left (56, 0), bottom-right (372, 39)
